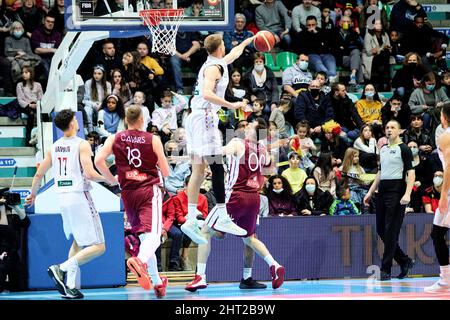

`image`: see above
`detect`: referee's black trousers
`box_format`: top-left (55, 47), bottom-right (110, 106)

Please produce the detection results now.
top-left (376, 191), bottom-right (411, 273)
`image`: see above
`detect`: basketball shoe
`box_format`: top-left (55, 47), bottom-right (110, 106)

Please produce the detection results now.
top-left (47, 265), bottom-right (67, 296)
top-left (181, 219), bottom-right (208, 245)
top-left (270, 265), bottom-right (285, 289)
top-left (62, 287), bottom-right (84, 299)
top-left (424, 276), bottom-right (450, 293)
top-left (206, 206), bottom-right (247, 236)
top-left (127, 257), bottom-right (152, 290)
top-left (154, 277), bottom-right (168, 298)
top-left (185, 274), bottom-right (207, 292)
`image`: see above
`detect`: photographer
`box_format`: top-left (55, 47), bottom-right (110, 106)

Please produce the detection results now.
top-left (0, 191), bottom-right (30, 293)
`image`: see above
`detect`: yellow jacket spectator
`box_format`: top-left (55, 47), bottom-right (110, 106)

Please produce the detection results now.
top-left (281, 152), bottom-right (307, 194)
top-left (356, 84), bottom-right (383, 124)
top-left (137, 42), bottom-right (164, 76)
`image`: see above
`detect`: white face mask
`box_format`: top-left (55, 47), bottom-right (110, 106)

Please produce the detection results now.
top-left (298, 61), bottom-right (309, 70)
top-left (305, 184), bottom-right (316, 194)
top-left (254, 64), bottom-right (265, 72)
top-left (433, 176), bottom-right (443, 187)
top-left (273, 188), bottom-right (284, 194)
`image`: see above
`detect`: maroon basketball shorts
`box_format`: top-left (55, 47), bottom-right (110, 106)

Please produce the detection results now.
top-left (226, 190), bottom-right (260, 237)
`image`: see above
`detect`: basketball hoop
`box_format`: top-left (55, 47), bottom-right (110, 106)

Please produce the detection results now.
top-left (139, 9), bottom-right (184, 56)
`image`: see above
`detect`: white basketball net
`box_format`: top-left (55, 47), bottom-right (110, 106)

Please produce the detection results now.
top-left (139, 9), bottom-right (184, 56)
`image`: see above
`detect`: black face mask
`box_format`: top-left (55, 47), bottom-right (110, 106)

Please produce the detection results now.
top-left (167, 150), bottom-right (172, 156)
top-left (408, 62), bottom-right (417, 68)
top-left (310, 89), bottom-right (320, 97)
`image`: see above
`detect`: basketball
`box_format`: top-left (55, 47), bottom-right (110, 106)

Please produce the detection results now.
top-left (253, 31), bottom-right (276, 52)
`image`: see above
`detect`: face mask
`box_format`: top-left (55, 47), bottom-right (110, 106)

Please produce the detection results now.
top-left (310, 88), bottom-right (320, 97)
top-left (273, 188), bottom-right (283, 194)
top-left (305, 184), bottom-right (316, 194)
top-left (410, 147), bottom-right (419, 156)
top-left (365, 91), bottom-right (375, 98)
top-left (433, 176), bottom-right (443, 187)
top-left (342, 22), bottom-right (349, 30)
top-left (408, 62), bottom-right (417, 68)
top-left (254, 64), bottom-right (265, 72)
top-left (13, 31), bottom-right (23, 38)
top-left (298, 61), bottom-right (309, 71)
top-left (426, 84), bottom-right (435, 91)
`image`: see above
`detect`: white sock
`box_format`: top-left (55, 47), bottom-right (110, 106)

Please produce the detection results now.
top-left (66, 266), bottom-right (79, 289)
top-left (75, 266), bottom-right (81, 289)
top-left (197, 263), bottom-right (207, 276)
top-left (138, 232), bottom-right (160, 264)
top-left (188, 203), bottom-right (198, 220)
top-left (440, 265), bottom-right (450, 277)
top-left (215, 203), bottom-right (226, 218)
top-left (147, 255), bottom-right (162, 286)
top-left (60, 257), bottom-right (78, 272)
top-left (243, 268), bottom-right (252, 280)
top-left (264, 255), bottom-right (279, 268)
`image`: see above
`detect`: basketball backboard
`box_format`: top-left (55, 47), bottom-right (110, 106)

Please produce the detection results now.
top-left (65, 0), bottom-right (233, 32)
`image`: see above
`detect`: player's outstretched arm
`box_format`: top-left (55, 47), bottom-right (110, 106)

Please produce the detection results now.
top-left (222, 138), bottom-right (245, 157)
top-left (94, 135), bottom-right (118, 185)
top-left (153, 135), bottom-right (170, 178)
top-left (223, 35), bottom-right (256, 65)
top-left (25, 150), bottom-right (52, 206)
top-left (80, 140), bottom-right (115, 185)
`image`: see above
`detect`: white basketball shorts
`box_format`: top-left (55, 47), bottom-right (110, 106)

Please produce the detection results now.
top-left (185, 108), bottom-right (223, 157)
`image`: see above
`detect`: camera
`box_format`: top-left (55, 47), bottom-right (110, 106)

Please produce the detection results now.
top-left (0, 187), bottom-right (21, 206)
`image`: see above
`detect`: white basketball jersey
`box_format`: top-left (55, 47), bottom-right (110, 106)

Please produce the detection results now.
top-left (51, 136), bottom-right (92, 193)
top-left (191, 56), bottom-right (229, 113)
top-left (438, 127), bottom-right (450, 167)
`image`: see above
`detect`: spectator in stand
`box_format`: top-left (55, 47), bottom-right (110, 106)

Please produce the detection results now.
top-left (331, 15), bottom-right (364, 86)
top-left (14, 0), bottom-right (44, 38)
top-left (313, 151), bottom-right (337, 197)
top-left (95, 40), bottom-right (123, 79)
top-left (184, 0), bottom-right (204, 16)
top-left (291, 0), bottom-right (322, 33)
top-left (320, 121), bottom-right (348, 161)
top-left (381, 95), bottom-right (411, 130)
top-left (137, 41), bottom-right (166, 99)
top-left (243, 52), bottom-right (280, 113)
top-left (289, 120), bottom-right (316, 172)
top-left (330, 178), bottom-right (360, 216)
top-left (293, 79), bottom-right (333, 134)
top-left (130, 91), bottom-right (151, 131)
top-left (353, 124), bottom-right (378, 172)
top-left (405, 140), bottom-right (426, 213)
top-left (408, 72), bottom-right (450, 131)
top-left (111, 68), bottom-right (133, 106)
top-left (30, 13), bottom-right (61, 80)
top-left (422, 170), bottom-right (443, 214)
top-left (282, 53), bottom-right (313, 99)
top-left (247, 99), bottom-right (269, 124)
top-left (266, 175), bottom-right (297, 216)
top-left (170, 31), bottom-right (205, 94)
top-left (294, 175), bottom-right (334, 216)
top-left (281, 151), bottom-right (308, 194)
top-left (150, 0), bottom-right (165, 9)
top-left (297, 16), bottom-right (337, 81)
top-left (164, 139), bottom-right (191, 195)
top-left (4, 21), bottom-right (41, 83)
top-left (154, 189), bottom-right (181, 271)
top-left (96, 94), bottom-right (125, 141)
top-left (359, 0), bottom-right (388, 34)
top-left (255, 0), bottom-right (292, 50)
top-left (0, 0), bottom-right (12, 56)
top-left (122, 50), bottom-right (155, 109)
top-left (441, 71), bottom-right (450, 97)
top-left (82, 64), bottom-right (112, 133)
top-left (321, 5), bottom-right (334, 31)
top-left (390, 0), bottom-right (427, 35)
top-left (404, 14), bottom-right (449, 70)
top-left (392, 52), bottom-right (428, 100)
top-left (362, 19), bottom-right (392, 91)
top-left (403, 114), bottom-right (434, 157)
top-left (315, 71), bottom-right (331, 95)
top-left (356, 84), bottom-right (383, 139)
top-left (223, 13), bottom-right (256, 71)
top-left (335, 3), bottom-right (360, 35)
top-left (48, 0), bottom-right (65, 35)
top-left (16, 66), bottom-right (43, 146)
top-left (173, 175), bottom-right (209, 271)
top-left (269, 98), bottom-right (291, 138)
top-left (0, 57), bottom-right (13, 96)
top-left (325, 83), bottom-right (364, 141)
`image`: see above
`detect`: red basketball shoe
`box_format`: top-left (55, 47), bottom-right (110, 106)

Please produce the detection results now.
top-left (127, 257), bottom-right (152, 290)
top-left (154, 277), bottom-right (168, 298)
top-left (185, 274), bottom-right (207, 292)
top-left (270, 265), bottom-right (285, 289)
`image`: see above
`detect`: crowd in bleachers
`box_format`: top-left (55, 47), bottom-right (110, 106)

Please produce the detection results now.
top-left (0, 0), bottom-right (450, 270)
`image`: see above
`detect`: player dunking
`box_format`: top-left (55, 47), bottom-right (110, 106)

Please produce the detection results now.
top-left (425, 103), bottom-right (450, 293)
top-left (95, 106), bottom-right (170, 297)
top-left (185, 121), bottom-right (285, 292)
top-left (181, 33), bottom-right (256, 244)
top-left (25, 109), bottom-right (117, 299)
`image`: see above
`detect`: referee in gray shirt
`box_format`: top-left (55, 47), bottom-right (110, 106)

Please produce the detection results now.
top-left (364, 120), bottom-right (415, 281)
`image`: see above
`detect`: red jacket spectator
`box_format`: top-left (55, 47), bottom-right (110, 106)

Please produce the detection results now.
top-left (173, 190), bottom-right (208, 225)
top-left (162, 193), bottom-right (176, 233)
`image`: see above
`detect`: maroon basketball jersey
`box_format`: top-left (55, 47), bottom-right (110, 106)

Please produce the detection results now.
top-left (113, 130), bottom-right (160, 190)
top-left (225, 139), bottom-right (267, 193)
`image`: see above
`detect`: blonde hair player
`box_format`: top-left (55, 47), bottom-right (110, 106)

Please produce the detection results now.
top-left (425, 102), bottom-right (450, 293)
top-left (25, 109), bottom-right (118, 299)
top-left (181, 33), bottom-right (256, 244)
